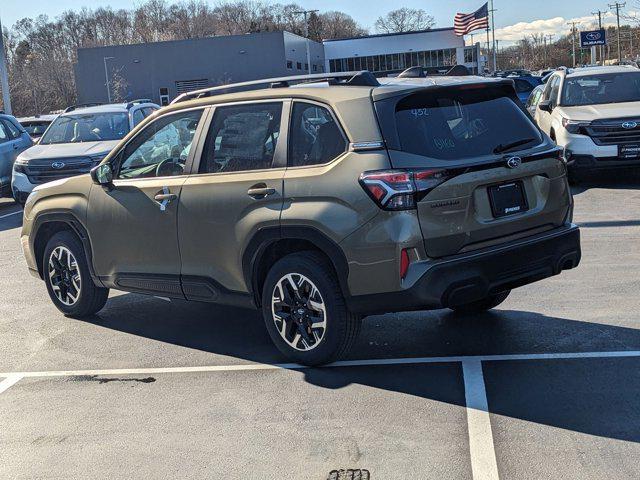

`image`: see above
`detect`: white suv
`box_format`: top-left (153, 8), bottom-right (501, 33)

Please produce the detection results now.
top-left (534, 66), bottom-right (640, 180)
top-left (12, 100), bottom-right (159, 204)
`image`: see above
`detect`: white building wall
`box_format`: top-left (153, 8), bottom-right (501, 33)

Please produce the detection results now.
top-left (323, 28), bottom-right (464, 59)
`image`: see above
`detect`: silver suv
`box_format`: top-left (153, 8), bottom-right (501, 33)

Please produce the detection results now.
top-left (12, 100), bottom-right (159, 204)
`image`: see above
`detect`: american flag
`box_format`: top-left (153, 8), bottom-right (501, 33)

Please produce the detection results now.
top-left (454, 3), bottom-right (489, 36)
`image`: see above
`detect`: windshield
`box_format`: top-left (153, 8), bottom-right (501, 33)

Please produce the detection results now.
top-left (22, 121), bottom-right (51, 136)
top-left (393, 86), bottom-right (542, 160)
top-left (40, 112), bottom-right (129, 145)
top-left (562, 72), bottom-right (640, 106)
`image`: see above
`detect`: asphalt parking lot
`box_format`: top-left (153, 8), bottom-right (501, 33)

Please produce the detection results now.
top-left (1, 173), bottom-right (640, 479)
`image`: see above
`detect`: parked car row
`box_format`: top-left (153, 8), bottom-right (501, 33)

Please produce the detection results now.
top-left (525, 65), bottom-right (640, 182)
top-left (2, 99), bottom-right (159, 204)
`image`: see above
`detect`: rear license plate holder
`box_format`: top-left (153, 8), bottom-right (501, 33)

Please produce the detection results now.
top-left (488, 181), bottom-right (528, 218)
top-left (619, 144), bottom-right (640, 159)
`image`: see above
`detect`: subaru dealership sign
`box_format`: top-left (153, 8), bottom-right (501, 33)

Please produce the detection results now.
top-left (580, 29), bottom-right (607, 47)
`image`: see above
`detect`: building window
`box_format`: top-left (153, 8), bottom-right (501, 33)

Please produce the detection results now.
top-left (313, 64), bottom-right (317, 72)
top-left (304, 63), bottom-right (308, 70)
top-left (297, 62), bottom-right (302, 70)
top-left (287, 60), bottom-right (293, 69)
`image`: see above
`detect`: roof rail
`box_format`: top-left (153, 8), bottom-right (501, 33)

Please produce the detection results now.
top-left (397, 65), bottom-right (472, 78)
top-left (63, 103), bottom-right (103, 113)
top-left (171, 71), bottom-right (380, 104)
top-left (126, 98), bottom-right (153, 108)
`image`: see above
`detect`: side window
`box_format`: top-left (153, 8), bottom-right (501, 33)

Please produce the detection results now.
top-left (3, 119), bottom-right (21, 139)
top-left (117, 109), bottom-right (203, 180)
top-left (0, 122), bottom-right (9, 143)
top-left (514, 79), bottom-right (533, 93)
top-left (289, 102), bottom-right (347, 167)
top-left (542, 75), bottom-right (557, 101)
top-left (549, 77), bottom-right (561, 105)
top-left (132, 109), bottom-right (145, 126)
top-left (199, 102), bottom-right (282, 174)
top-left (142, 107), bottom-right (157, 117)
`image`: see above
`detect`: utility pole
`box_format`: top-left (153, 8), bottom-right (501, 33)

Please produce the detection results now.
top-left (495, 39), bottom-right (500, 70)
top-left (489, 0), bottom-right (497, 72)
top-left (0, 14), bottom-right (12, 115)
top-left (609, 2), bottom-right (626, 62)
top-left (294, 9), bottom-right (318, 75)
top-left (592, 10), bottom-right (604, 65)
top-left (567, 21), bottom-right (578, 67)
top-left (545, 34), bottom-right (555, 67)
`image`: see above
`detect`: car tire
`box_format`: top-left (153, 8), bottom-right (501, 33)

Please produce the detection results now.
top-left (449, 290), bottom-right (510, 315)
top-left (261, 251), bottom-right (361, 366)
top-left (43, 231), bottom-right (109, 317)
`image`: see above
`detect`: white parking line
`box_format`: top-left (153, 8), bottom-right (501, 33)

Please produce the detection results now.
top-left (1, 349), bottom-right (638, 379)
top-left (2, 351), bottom-right (639, 480)
top-left (463, 360), bottom-right (499, 480)
top-left (0, 375), bottom-right (23, 394)
top-left (0, 210), bottom-right (21, 220)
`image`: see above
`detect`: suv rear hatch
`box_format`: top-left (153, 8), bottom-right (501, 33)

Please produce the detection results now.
top-left (372, 80), bottom-right (571, 258)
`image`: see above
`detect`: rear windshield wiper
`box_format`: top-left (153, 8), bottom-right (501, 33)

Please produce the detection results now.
top-left (493, 137), bottom-right (537, 154)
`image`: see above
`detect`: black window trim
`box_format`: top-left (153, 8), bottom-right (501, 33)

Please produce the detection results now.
top-left (286, 99), bottom-right (349, 170)
top-left (110, 105), bottom-right (208, 183)
top-left (189, 98), bottom-right (291, 177)
top-left (0, 118), bottom-right (20, 140)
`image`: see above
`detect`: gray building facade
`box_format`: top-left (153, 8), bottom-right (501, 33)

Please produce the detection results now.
top-left (75, 31), bottom-right (325, 105)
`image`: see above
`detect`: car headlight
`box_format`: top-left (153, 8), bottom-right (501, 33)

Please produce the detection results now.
top-left (13, 157), bottom-right (28, 174)
top-left (561, 117), bottom-right (590, 134)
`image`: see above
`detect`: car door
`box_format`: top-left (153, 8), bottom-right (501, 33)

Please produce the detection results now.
top-left (178, 100), bottom-right (288, 301)
top-left (86, 107), bottom-right (206, 296)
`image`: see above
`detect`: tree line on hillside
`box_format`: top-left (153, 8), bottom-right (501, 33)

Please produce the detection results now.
top-left (2, 1), bottom-right (434, 116)
top-left (497, 24), bottom-right (640, 72)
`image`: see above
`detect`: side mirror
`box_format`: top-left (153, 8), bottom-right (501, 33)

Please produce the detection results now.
top-left (538, 100), bottom-right (553, 113)
top-left (90, 163), bottom-right (113, 186)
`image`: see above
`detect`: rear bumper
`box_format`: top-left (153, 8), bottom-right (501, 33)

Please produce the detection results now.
top-left (568, 154), bottom-right (640, 171)
top-left (347, 224), bottom-right (581, 315)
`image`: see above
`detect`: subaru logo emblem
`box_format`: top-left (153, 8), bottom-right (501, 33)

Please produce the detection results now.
top-left (622, 121), bottom-right (637, 129)
top-left (586, 32), bottom-right (601, 41)
top-left (506, 156), bottom-right (522, 169)
top-left (51, 161), bottom-right (66, 169)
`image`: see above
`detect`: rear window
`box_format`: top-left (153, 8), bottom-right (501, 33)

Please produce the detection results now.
top-left (394, 86), bottom-right (541, 160)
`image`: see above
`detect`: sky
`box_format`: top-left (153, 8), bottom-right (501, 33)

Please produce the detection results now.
top-left (1, 0), bottom-right (638, 45)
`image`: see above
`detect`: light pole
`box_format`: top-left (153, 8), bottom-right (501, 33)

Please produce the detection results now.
top-left (0, 14), bottom-right (12, 114)
top-left (294, 10), bottom-right (318, 75)
top-left (103, 56), bottom-right (114, 103)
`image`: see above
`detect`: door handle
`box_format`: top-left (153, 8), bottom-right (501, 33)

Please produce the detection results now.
top-left (247, 185), bottom-right (276, 199)
top-left (154, 193), bottom-right (178, 202)
top-left (154, 188), bottom-right (177, 211)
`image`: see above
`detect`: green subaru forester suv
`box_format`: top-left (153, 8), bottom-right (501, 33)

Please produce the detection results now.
top-left (21, 71), bottom-right (581, 365)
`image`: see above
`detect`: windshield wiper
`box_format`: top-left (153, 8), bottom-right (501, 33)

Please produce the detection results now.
top-left (493, 137), bottom-right (537, 154)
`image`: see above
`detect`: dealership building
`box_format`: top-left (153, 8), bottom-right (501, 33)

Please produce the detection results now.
top-left (75, 28), bottom-right (484, 105)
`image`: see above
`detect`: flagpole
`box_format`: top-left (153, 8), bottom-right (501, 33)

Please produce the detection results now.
top-left (490, 0), bottom-right (497, 72)
top-left (486, 26), bottom-right (491, 73)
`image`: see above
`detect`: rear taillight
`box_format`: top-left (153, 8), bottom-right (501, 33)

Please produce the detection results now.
top-left (359, 169), bottom-right (452, 210)
top-left (400, 248), bottom-right (410, 280)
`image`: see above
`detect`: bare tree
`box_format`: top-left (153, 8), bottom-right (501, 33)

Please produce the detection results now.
top-left (374, 8), bottom-right (435, 34)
